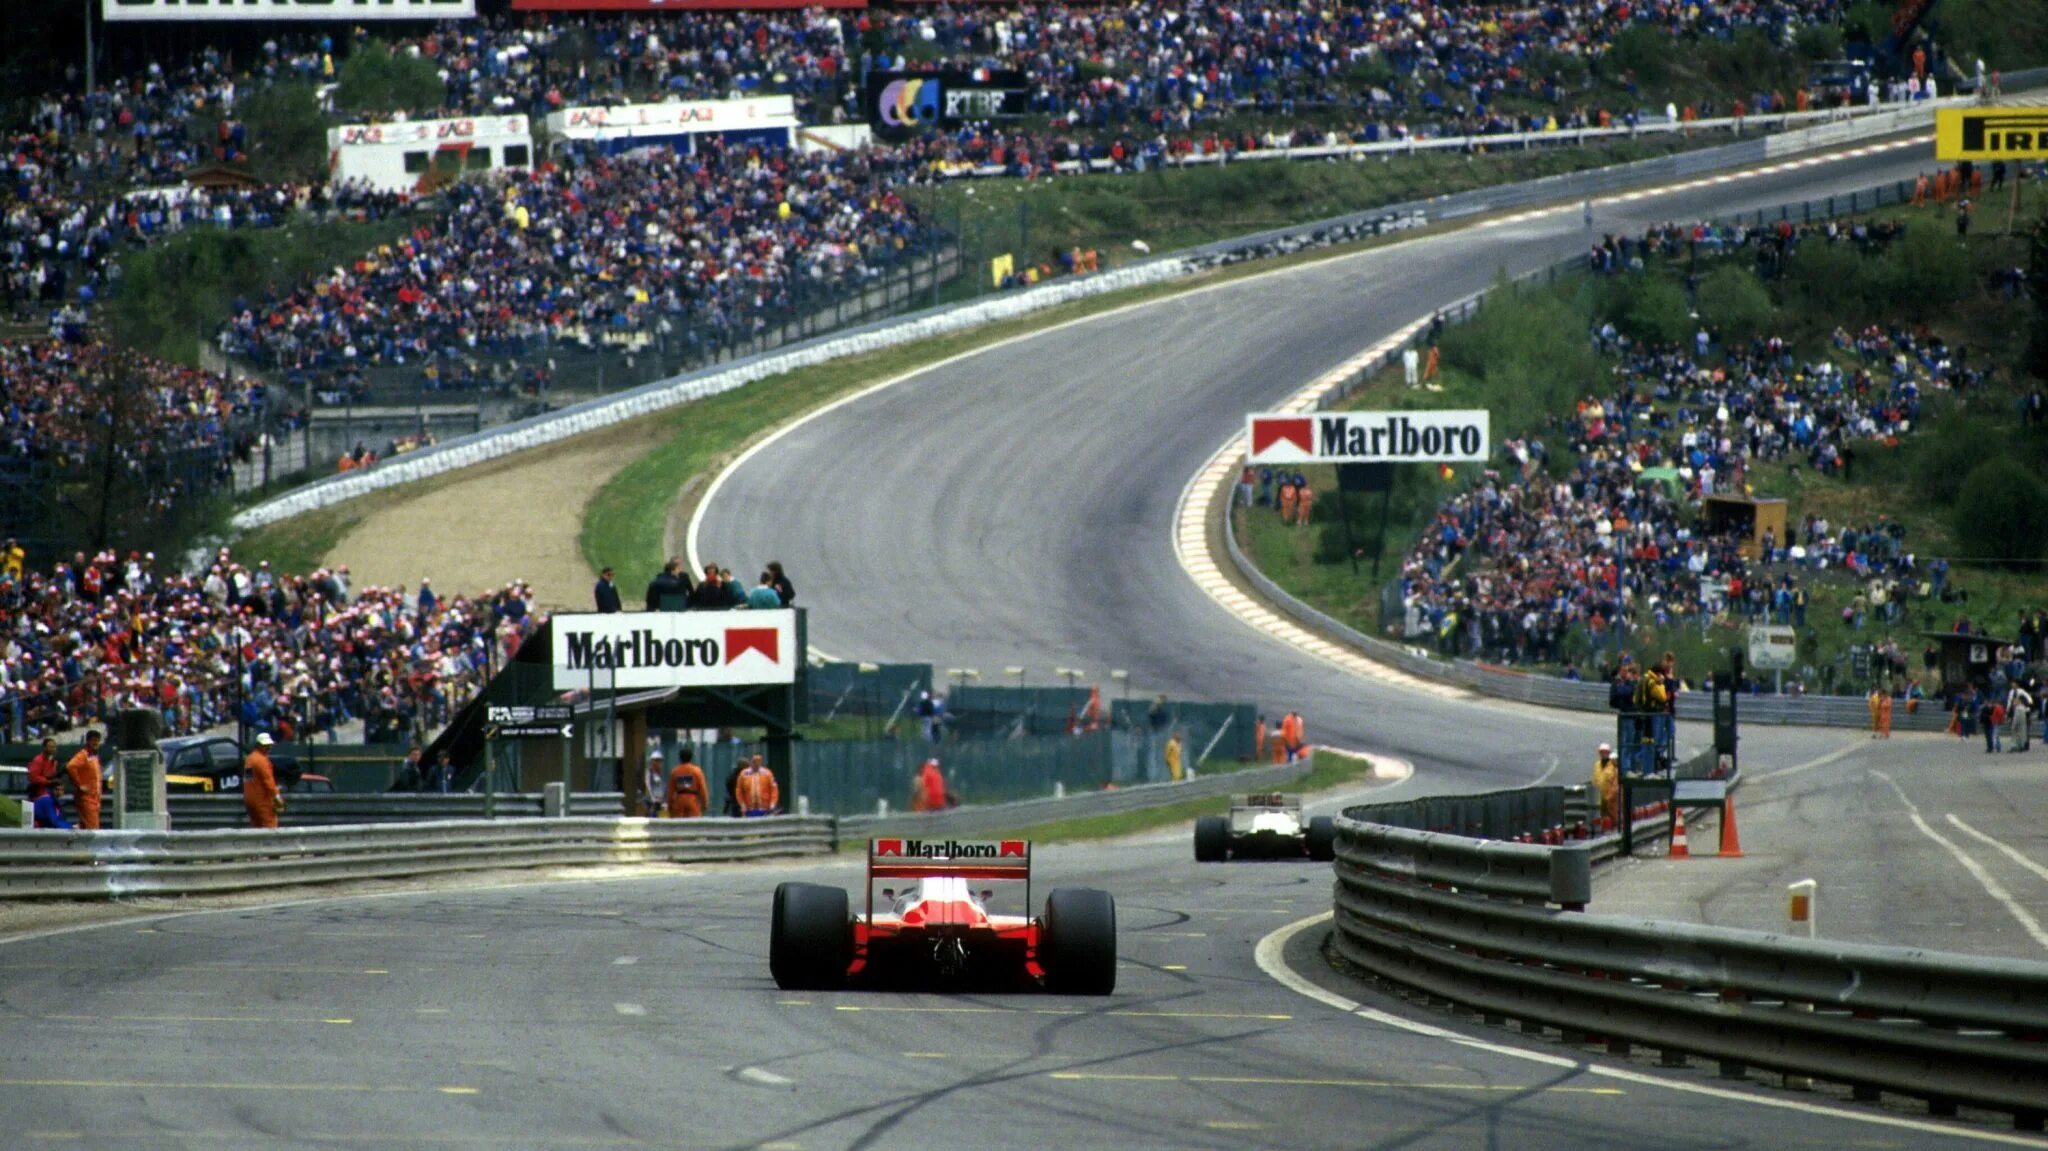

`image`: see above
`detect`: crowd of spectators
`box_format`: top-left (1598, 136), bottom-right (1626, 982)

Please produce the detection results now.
top-left (1383, 229), bottom-right (1971, 667)
top-left (0, 545), bottom-right (542, 745)
top-left (0, 338), bottom-right (296, 518)
top-left (216, 139), bottom-right (923, 373)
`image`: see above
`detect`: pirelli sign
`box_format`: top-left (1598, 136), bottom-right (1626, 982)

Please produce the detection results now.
top-left (1936, 109), bottom-right (2048, 161)
top-left (106, 0), bottom-right (476, 20)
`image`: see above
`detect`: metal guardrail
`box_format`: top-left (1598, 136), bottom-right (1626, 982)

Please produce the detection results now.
top-left (837, 759), bottom-right (1312, 840)
top-left (163, 791), bottom-right (629, 830)
top-left (0, 816), bottom-right (835, 899)
top-left (0, 761), bottom-right (1321, 897)
top-left (1328, 808), bottom-right (2048, 1128)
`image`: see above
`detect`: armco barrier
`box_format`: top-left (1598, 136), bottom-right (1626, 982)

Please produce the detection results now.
top-left (0, 816), bottom-right (835, 899)
top-left (1328, 807), bottom-right (2048, 1127)
top-left (165, 791), bottom-right (628, 830)
top-left (230, 76), bottom-right (2048, 535)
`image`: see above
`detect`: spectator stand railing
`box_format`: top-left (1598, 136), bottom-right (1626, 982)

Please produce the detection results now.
top-left (1328, 784), bottom-right (2048, 1130)
top-left (229, 72), bottom-right (2035, 536)
top-left (1220, 172), bottom-right (1969, 732)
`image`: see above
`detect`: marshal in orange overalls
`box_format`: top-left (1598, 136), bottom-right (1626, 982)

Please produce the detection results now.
top-left (66, 737), bottom-right (103, 830)
top-left (667, 760), bottom-right (709, 819)
top-left (244, 748), bottom-right (280, 829)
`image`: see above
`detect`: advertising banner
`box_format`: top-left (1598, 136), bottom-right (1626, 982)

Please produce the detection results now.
top-left (106, 0), bottom-right (476, 20)
top-left (550, 611), bottom-right (798, 690)
top-left (1245, 410), bottom-right (1491, 465)
top-left (1935, 108), bottom-right (2048, 161)
top-left (864, 70), bottom-right (1028, 135)
top-left (547, 97), bottom-right (796, 141)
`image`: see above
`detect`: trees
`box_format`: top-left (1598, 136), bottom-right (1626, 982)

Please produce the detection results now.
top-left (334, 40), bottom-right (446, 117)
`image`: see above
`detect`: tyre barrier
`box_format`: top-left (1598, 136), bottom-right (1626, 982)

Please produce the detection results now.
top-left (1327, 810), bottom-right (2048, 1129)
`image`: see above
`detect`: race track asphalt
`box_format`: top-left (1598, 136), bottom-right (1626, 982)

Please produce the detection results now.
top-left (2, 839), bottom-right (2025, 1150)
top-left (694, 141), bottom-right (1940, 795)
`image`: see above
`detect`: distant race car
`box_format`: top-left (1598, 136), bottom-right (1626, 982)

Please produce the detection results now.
top-left (770, 839), bottom-right (1116, 995)
top-left (1194, 793), bottom-right (1335, 862)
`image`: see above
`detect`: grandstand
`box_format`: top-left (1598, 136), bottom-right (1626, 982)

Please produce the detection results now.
top-left (0, 0), bottom-right (1969, 602)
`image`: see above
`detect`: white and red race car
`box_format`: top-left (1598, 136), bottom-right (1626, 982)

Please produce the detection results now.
top-left (770, 839), bottom-right (1116, 994)
top-left (1194, 793), bottom-right (1335, 862)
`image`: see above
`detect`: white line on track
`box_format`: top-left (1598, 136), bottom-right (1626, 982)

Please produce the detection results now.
top-left (612, 955), bottom-right (639, 966)
top-left (1254, 912), bottom-right (2046, 1146)
top-left (1944, 814), bottom-right (2048, 885)
top-left (614, 1002), bottom-right (647, 1017)
top-left (735, 1066), bottom-right (793, 1087)
top-left (1873, 771), bottom-right (2048, 952)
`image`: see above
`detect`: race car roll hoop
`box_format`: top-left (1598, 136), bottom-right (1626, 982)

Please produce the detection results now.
top-left (770, 839), bottom-right (1117, 995)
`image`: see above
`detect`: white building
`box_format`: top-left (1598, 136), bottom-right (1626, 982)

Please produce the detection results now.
top-left (544, 97), bottom-right (797, 157)
top-left (327, 115), bottom-right (534, 194)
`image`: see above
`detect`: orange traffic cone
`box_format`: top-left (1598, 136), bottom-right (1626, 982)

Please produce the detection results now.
top-left (1719, 796), bottom-right (1743, 858)
top-left (1669, 807), bottom-right (1690, 859)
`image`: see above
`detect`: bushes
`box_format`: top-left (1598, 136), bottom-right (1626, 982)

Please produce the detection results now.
top-left (1953, 459), bottom-right (2048, 563)
top-left (1615, 274), bottom-right (1692, 346)
top-left (334, 40), bottom-right (446, 117)
top-left (1439, 275), bottom-right (1600, 430)
top-left (1915, 417), bottom-right (2002, 506)
top-left (1696, 264), bottom-right (1774, 344)
top-left (1890, 225), bottom-right (1977, 322)
top-left (237, 81), bottom-right (331, 185)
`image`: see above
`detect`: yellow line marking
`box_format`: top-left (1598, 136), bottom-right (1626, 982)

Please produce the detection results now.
top-left (1048, 1072), bottom-right (1623, 1095)
top-left (1161, 965), bottom-right (1189, 971)
top-left (437, 1086), bottom-right (480, 1096)
top-left (775, 1000), bottom-right (812, 1007)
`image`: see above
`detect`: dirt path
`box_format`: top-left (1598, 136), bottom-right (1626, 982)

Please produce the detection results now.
top-left (328, 420), bottom-right (666, 612)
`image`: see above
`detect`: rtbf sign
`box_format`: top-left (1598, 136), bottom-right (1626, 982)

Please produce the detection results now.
top-left (551, 611), bottom-right (796, 690)
top-left (1246, 410), bottom-right (1490, 465)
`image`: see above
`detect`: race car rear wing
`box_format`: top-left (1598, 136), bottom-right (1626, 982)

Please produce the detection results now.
top-left (868, 838), bottom-right (1032, 881)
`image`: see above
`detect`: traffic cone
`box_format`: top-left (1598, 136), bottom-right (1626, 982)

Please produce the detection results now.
top-left (1718, 796), bottom-right (1743, 858)
top-left (1669, 807), bottom-right (1690, 859)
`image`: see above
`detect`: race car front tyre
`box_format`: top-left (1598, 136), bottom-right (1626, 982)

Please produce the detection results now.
top-left (1193, 815), bottom-right (1230, 862)
top-left (1306, 816), bottom-right (1336, 862)
top-left (1041, 887), bottom-right (1117, 996)
top-left (770, 882), bottom-right (850, 990)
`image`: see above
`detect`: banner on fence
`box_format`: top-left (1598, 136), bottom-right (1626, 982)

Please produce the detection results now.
top-left (1246, 410), bottom-right (1490, 465)
top-left (551, 611), bottom-right (797, 689)
top-left (865, 70), bottom-right (1029, 135)
top-left (107, 0), bottom-right (475, 20)
top-left (1935, 108), bottom-right (2048, 160)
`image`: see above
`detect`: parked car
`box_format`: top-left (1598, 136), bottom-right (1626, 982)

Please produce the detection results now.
top-left (157, 736), bottom-right (303, 794)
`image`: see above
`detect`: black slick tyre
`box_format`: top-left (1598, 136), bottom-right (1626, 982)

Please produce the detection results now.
top-left (770, 882), bottom-right (850, 990)
top-left (1306, 816), bottom-right (1336, 862)
top-left (1194, 815), bottom-right (1230, 862)
top-left (1041, 887), bottom-right (1117, 996)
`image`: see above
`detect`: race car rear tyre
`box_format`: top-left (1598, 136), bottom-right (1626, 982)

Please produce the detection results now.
top-left (1306, 816), bottom-right (1336, 862)
top-left (770, 882), bottom-right (850, 991)
top-left (1041, 887), bottom-right (1117, 996)
top-left (1193, 815), bottom-right (1230, 862)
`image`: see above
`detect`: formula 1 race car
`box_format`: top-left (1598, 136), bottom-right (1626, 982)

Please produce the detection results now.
top-left (1194, 793), bottom-right (1335, 862)
top-left (770, 839), bottom-right (1116, 995)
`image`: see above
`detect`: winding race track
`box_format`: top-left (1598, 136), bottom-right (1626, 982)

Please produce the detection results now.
top-left (2, 843), bottom-right (2020, 1149)
top-left (10, 143), bottom-right (2027, 1150)
top-left (696, 142), bottom-right (1936, 793)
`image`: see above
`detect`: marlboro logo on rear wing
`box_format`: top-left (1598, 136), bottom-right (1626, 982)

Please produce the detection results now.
top-left (869, 838), bottom-right (1031, 879)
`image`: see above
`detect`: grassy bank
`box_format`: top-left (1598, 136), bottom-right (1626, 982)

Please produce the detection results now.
top-left (1245, 189), bottom-right (2048, 692)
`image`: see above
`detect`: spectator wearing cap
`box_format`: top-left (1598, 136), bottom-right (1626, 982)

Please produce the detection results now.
top-left (244, 732), bottom-right (280, 829)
